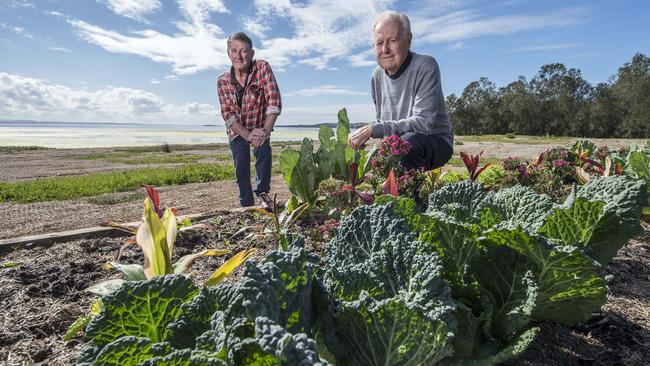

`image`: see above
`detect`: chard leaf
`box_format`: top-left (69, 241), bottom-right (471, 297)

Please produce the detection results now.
top-left (481, 228), bottom-right (606, 325)
top-left (336, 108), bottom-right (350, 144)
top-left (172, 249), bottom-right (232, 275)
top-left (105, 262), bottom-right (146, 281)
top-left (86, 279), bottom-right (126, 297)
top-left (86, 275), bottom-right (198, 346)
top-left (279, 148), bottom-right (300, 192)
top-left (315, 125), bottom-right (336, 181)
top-left (203, 249), bottom-right (255, 286)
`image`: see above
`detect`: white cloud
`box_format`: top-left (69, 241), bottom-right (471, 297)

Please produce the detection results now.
top-left (509, 43), bottom-right (578, 52)
top-left (66, 0), bottom-right (587, 75)
top-left (150, 78), bottom-right (161, 84)
top-left (70, 0), bottom-right (231, 75)
top-left (447, 41), bottom-right (470, 51)
top-left (285, 84), bottom-right (367, 97)
top-left (411, 8), bottom-right (584, 44)
top-left (0, 72), bottom-right (219, 123)
top-left (48, 46), bottom-right (72, 52)
top-left (99, 0), bottom-right (162, 22)
top-left (348, 49), bottom-right (376, 68)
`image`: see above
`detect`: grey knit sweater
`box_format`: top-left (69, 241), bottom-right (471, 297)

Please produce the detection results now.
top-left (370, 52), bottom-right (453, 147)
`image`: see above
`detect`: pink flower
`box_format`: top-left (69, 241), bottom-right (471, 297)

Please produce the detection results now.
top-left (553, 159), bottom-right (568, 168)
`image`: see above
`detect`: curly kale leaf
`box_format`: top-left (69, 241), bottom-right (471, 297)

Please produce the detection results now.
top-left (239, 245), bottom-right (320, 335)
top-left (165, 283), bottom-right (243, 349)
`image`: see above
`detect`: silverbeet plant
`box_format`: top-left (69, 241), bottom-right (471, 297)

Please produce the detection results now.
top-left (87, 196), bottom-right (254, 296)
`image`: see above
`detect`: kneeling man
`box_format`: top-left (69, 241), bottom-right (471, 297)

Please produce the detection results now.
top-left (349, 11), bottom-right (453, 170)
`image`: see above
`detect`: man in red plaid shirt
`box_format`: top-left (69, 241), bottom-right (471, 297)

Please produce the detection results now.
top-left (216, 32), bottom-right (281, 210)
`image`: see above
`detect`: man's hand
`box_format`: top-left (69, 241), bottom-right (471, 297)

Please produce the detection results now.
top-left (348, 124), bottom-right (373, 150)
top-left (247, 128), bottom-right (268, 147)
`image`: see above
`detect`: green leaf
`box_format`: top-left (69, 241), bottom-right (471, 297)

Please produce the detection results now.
top-left (86, 279), bottom-right (127, 297)
top-left (334, 296), bottom-right (452, 366)
top-left (239, 243), bottom-right (319, 335)
top-left (64, 314), bottom-right (93, 342)
top-left (88, 336), bottom-right (155, 366)
top-left (86, 275), bottom-right (198, 346)
top-left (426, 181), bottom-right (491, 224)
top-left (539, 198), bottom-right (620, 264)
top-left (480, 228), bottom-right (606, 325)
top-left (279, 148), bottom-right (300, 188)
top-left (204, 249), bottom-right (255, 286)
top-left (172, 249), bottom-right (232, 275)
top-left (336, 108), bottom-right (350, 144)
top-left (105, 262), bottom-right (146, 281)
top-left (324, 203), bottom-right (456, 364)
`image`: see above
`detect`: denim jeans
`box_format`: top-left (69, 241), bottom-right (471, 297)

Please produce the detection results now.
top-left (229, 136), bottom-right (272, 207)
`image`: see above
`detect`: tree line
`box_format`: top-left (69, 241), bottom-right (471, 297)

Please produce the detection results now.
top-left (446, 53), bottom-right (650, 138)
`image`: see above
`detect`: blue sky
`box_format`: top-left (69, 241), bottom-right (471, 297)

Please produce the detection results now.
top-left (0, 0), bottom-right (648, 125)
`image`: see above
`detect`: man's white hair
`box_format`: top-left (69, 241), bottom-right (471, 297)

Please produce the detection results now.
top-left (372, 11), bottom-right (411, 38)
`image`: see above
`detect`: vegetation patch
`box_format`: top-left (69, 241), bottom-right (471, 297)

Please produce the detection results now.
top-left (0, 163), bottom-right (235, 203)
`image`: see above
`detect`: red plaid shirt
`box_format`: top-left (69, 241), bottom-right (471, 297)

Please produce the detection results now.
top-left (216, 59), bottom-right (281, 137)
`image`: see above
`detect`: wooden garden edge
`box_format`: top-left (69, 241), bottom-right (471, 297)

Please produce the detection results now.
top-left (0, 207), bottom-right (252, 255)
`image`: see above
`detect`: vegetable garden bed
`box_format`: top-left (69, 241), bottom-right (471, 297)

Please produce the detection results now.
top-left (1, 199), bottom-right (649, 365)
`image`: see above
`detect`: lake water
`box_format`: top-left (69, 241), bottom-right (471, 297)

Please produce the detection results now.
top-left (0, 121), bottom-right (321, 148)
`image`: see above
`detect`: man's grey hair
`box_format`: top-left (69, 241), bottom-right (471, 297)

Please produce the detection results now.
top-left (227, 32), bottom-right (253, 49)
top-left (372, 11), bottom-right (411, 38)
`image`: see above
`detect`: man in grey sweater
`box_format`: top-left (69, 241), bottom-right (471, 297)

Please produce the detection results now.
top-left (349, 11), bottom-right (453, 170)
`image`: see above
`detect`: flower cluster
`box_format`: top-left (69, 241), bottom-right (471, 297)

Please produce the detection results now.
top-left (370, 135), bottom-right (411, 178)
top-left (319, 219), bottom-right (340, 241)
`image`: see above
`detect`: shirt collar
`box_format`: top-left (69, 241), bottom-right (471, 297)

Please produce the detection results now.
top-left (386, 51), bottom-right (412, 80)
top-left (230, 60), bottom-right (255, 85)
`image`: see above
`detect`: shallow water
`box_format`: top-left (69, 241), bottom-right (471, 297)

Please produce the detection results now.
top-left (0, 121), bottom-right (320, 148)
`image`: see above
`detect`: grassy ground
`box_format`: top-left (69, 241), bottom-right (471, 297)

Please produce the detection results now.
top-left (0, 163), bottom-right (236, 203)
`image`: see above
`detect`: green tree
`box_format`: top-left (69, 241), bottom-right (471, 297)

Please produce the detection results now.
top-left (612, 53), bottom-right (650, 137)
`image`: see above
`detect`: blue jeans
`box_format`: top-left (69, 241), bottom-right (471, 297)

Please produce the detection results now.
top-left (229, 136), bottom-right (272, 207)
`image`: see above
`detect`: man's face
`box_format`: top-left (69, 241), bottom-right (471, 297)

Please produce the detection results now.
top-left (373, 20), bottom-right (411, 75)
top-left (228, 39), bottom-right (254, 73)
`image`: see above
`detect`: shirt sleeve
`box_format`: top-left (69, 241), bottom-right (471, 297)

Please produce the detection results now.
top-left (216, 77), bottom-right (239, 128)
top-left (259, 61), bottom-right (282, 116)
